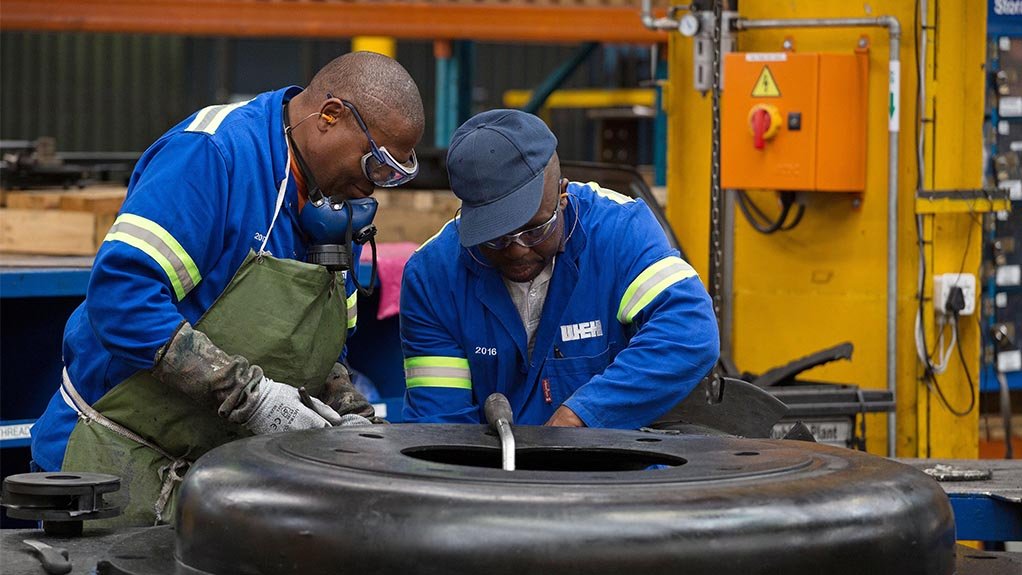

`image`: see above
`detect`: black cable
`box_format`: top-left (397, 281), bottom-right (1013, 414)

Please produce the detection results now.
top-left (780, 203), bottom-right (805, 230)
top-left (947, 317), bottom-right (977, 416)
top-left (736, 191), bottom-right (799, 234)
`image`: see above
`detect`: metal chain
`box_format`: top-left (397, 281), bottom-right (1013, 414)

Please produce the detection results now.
top-left (706, 0), bottom-right (726, 402)
top-left (708, 0), bottom-right (724, 321)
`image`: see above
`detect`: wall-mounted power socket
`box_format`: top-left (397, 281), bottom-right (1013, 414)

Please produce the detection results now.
top-left (933, 273), bottom-right (976, 316)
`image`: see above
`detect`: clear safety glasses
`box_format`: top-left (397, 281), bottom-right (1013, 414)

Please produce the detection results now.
top-left (332, 95), bottom-right (419, 188)
top-left (481, 205), bottom-right (560, 250)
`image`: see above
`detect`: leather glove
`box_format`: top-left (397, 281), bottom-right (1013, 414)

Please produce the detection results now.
top-left (243, 378), bottom-right (331, 434)
top-left (151, 321), bottom-right (328, 431)
top-left (319, 362), bottom-right (377, 420)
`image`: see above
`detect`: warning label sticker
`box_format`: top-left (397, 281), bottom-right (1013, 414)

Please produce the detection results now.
top-left (752, 66), bottom-right (781, 98)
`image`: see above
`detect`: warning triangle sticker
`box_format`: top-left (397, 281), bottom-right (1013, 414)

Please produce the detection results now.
top-left (751, 66), bottom-right (781, 97)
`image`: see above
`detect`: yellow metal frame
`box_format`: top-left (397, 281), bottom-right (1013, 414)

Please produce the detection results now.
top-left (665, 0), bottom-right (985, 458)
top-left (502, 89), bottom-right (656, 109)
top-left (914, 197), bottom-right (1011, 214)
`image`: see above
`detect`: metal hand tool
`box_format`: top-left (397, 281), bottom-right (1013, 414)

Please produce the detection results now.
top-left (23, 539), bottom-right (72, 575)
top-left (484, 393), bottom-right (515, 471)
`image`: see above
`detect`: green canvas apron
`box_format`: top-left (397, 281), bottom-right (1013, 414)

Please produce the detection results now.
top-left (61, 150), bottom-right (348, 527)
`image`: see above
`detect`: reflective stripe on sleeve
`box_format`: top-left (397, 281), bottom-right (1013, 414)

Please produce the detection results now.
top-left (404, 356), bottom-right (472, 390)
top-left (617, 256), bottom-right (698, 324)
top-left (184, 99), bottom-right (253, 135)
top-left (103, 214), bottom-right (202, 301)
top-left (416, 217), bottom-right (457, 252)
top-left (585, 182), bottom-right (634, 205)
top-left (346, 290), bottom-right (358, 329)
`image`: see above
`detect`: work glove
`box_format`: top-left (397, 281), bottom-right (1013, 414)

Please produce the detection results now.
top-left (243, 378), bottom-right (332, 434)
top-left (319, 362), bottom-right (384, 422)
top-left (151, 321), bottom-right (330, 433)
top-left (299, 387), bottom-right (373, 427)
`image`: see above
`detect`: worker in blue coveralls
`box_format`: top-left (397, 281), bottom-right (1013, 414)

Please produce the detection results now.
top-left (30, 52), bottom-right (424, 526)
top-left (400, 109), bottom-right (719, 428)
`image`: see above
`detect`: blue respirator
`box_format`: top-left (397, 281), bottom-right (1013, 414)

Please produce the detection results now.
top-left (284, 99), bottom-right (378, 295)
top-left (301, 196), bottom-right (379, 296)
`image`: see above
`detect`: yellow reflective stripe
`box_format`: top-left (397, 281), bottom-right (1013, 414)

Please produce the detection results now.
top-left (346, 290), bottom-right (358, 329)
top-left (405, 377), bottom-right (473, 390)
top-left (404, 356), bottom-right (470, 369)
top-left (104, 232), bottom-right (187, 300)
top-left (404, 356), bottom-right (472, 390)
top-left (416, 217), bottom-right (457, 252)
top-left (617, 256), bottom-right (698, 324)
top-left (586, 182), bottom-right (633, 205)
top-left (114, 214), bottom-right (201, 287)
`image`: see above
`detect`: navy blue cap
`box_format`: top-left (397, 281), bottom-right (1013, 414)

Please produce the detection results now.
top-left (446, 109), bottom-right (557, 247)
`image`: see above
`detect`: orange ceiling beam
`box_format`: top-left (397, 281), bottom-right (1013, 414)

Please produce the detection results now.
top-left (0, 0), bottom-right (666, 44)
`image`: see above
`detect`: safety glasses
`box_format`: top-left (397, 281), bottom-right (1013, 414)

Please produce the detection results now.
top-left (331, 94), bottom-right (419, 188)
top-left (481, 205), bottom-right (560, 250)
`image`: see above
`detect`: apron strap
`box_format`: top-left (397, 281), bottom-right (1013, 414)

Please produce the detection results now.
top-left (259, 146), bottom-right (293, 256)
top-left (61, 368), bottom-right (191, 524)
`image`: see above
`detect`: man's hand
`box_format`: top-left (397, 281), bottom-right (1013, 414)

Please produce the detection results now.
top-left (544, 405), bottom-right (586, 427)
top-left (319, 362), bottom-right (377, 420)
top-left (243, 378), bottom-right (332, 434)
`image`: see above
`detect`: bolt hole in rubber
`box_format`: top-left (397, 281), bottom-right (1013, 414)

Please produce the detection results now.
top-left (169, 425), bottom-right (955, 575)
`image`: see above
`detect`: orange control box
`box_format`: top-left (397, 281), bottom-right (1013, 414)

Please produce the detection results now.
top-left (721, 51), bottom-right (868, 192)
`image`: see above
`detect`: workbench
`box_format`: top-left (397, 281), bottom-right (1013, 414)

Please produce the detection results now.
top-left (898, 458), bottom-right (1022, 542)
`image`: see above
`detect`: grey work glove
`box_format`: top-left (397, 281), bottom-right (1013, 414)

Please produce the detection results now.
top-left (299, 386), bottom-right (374, 427)
top-left (151, 321), bottom-right (329, 432)
top-left (319, 362), bottom-right (381, 422)
top-left (243, 378), bottom-right (331, 434)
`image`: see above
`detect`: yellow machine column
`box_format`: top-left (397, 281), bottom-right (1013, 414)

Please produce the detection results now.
top-left (665, 0), bottom-right (989, 458)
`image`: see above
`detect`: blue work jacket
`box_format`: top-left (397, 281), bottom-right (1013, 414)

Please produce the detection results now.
top-left (30, 87), bottom-right (360, 471)
top-left (400, 182), bottom-right (719, 428)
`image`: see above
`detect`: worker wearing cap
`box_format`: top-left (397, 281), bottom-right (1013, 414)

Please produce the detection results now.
top-left (30, 52), bottom-right (424, 526)
top-left (400, 110), bottom-right (718, 427)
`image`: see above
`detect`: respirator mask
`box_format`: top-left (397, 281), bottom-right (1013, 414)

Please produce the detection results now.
top-left (284, 101), bottom-right (379, 295)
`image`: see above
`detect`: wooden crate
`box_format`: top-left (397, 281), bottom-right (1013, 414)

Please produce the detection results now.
top-left (373, 189), bottom-right (461, 245)
top-left (0, 187), bottom-right (125, 256)
top-left (0, 187), bottom-right (459, 254)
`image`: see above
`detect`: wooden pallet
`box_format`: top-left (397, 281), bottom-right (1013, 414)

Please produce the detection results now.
top-left (0, 187), bottom-right (126, 256)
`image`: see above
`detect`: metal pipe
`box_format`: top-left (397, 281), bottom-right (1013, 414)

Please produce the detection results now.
top-left (640, 0), bottom-right (681, 31)
top-left (735, 16), bottom-right (902, 457)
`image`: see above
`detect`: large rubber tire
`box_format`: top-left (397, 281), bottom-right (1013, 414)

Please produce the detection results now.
top-left (175, 424), bottom-right (955, 575)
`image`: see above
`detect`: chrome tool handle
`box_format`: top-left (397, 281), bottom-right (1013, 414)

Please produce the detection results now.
top-left (484, 393), bottom-right (516, 471)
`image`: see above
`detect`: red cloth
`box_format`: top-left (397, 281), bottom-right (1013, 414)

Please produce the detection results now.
top-left (361, 242), bottom-right (418, 320)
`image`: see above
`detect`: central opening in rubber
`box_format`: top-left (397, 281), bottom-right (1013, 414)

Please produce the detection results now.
top-left (401, 446), bottom-right (686, 471)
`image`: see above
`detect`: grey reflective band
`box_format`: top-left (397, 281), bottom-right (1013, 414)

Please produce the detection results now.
top-left (104, 214), bottom-right (202, 301)
top-left (185, 100), bottom-right (253, 135)
top-left (405, 366), bottom-right (472, 380)
top-left (346, 291), bottom-right (358, 329)
top-left (617, 256), bottom-right (698, 324)
top-left (404, 356), bottom-right (472, 390)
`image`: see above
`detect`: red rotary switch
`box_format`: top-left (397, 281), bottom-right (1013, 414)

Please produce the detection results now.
top-left (747, 104), bottom-right (782, 150)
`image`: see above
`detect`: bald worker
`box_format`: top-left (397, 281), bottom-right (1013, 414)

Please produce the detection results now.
top-left (30, 52), bottom-right (425, 526)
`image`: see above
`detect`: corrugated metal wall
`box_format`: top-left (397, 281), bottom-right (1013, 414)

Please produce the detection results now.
top-left (1, 32), bottom-right (652, 163)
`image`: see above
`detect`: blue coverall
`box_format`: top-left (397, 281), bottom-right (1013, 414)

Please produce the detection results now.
top-left (400, 182), bottom-right (719, 428)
